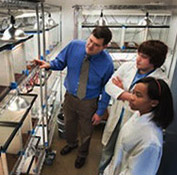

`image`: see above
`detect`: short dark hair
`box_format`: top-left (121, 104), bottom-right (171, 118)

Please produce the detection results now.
top-left (138, 40), bottom-right (168, 68)
top-left (92, 26), bottom-right (112, 45)
top-left (137, 77), bottom-right (174, 129)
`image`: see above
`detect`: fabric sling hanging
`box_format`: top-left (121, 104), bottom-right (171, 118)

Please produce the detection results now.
top-left (77, 55), bottom-right (90, 99)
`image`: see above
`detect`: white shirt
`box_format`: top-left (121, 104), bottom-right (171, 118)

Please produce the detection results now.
top-left (104, 111), bottom-right (163, 175)
top-left (102, 61), bottom-right (168, 146)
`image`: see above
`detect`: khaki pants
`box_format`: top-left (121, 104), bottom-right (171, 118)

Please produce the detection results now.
top-left (63, 92), bottom-right (98, 157)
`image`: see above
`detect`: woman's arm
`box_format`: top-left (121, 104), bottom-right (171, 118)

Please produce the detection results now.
top-left (115, 144), bottom-right (162, 175)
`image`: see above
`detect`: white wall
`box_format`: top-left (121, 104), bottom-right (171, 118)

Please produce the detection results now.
top-left (46, 0), bottom-right (172, 46)
top-left (167, 13), bottom-right (177, 82)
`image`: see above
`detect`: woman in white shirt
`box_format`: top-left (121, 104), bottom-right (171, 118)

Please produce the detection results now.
top-left (103, 77), bottom-right (174, 175)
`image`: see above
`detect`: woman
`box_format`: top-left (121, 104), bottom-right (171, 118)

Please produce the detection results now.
top-left (103, 77), bottom-right (174, 175)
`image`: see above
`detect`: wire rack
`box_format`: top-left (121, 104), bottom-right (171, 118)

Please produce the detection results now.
top-left (0, 0), bottom-right (42, 10)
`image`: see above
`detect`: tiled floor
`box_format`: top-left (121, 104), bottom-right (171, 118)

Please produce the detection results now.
top-left (41, 123), bottom-right (105, 175)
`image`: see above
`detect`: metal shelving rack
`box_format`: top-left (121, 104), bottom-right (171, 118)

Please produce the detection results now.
top-left (73, 4), bottom-right (175, 50)
top-left (0, 0), bottom-right (62, 175)
top-left (72, 4), bottom-right (176, 72)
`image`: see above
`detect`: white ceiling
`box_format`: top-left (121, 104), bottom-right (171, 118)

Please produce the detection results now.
top-left (46, 0), bottom-right (173, 6)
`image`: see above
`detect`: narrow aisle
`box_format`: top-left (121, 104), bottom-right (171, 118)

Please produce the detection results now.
top-left (41, 123), bottom-right (105, 175)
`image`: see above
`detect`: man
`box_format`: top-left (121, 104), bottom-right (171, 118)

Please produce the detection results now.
top-left (34, 27), bottom-right (114, 169)
top-left (99, 40), bottom-right (168, 174)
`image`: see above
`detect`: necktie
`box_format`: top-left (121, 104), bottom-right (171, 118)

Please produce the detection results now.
top-left (77, 55), bottom-right (90, 99)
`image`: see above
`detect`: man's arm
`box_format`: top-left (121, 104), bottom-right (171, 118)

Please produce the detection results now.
top-left (92, 62), bottom-right (114, 125)
top-left (34, 59), bottom-right (51, 69)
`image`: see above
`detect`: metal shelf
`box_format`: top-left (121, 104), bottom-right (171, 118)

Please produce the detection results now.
top-left (0, 1), bottom-right (62, 174)
top-left (73, 4), bottom-right (177, 11)
top-left (74, 4), bottom-right (171, 49)
top-left (0, 94), bottom-right (37, 152)
top-left (0, 0), bottom-right (40, 10)
top-left (82, 24), bottom-right (170, 28)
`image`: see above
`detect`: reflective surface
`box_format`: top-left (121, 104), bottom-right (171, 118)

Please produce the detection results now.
top-left (8, 96), bottom-right (30, 111)
top-left (1, 25), bottom-right (26, 41)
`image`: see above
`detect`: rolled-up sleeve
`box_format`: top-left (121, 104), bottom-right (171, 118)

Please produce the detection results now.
top-left (105, 63), bottom-right (128, 100)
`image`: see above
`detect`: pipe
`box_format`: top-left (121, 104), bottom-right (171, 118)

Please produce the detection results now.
top-left (41, 2), bottom-right (49, 147)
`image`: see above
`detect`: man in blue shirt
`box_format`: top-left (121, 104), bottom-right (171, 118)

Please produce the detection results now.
top-left (34, 27), bottom-right (114, 169)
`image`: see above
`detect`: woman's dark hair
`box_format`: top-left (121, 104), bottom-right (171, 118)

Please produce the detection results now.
top-left (92, 26), bottom-right (112, 45)
top-left (138, 40), bottom-right (168, 68)
top-left (137, 77), bottom-right (174, 129)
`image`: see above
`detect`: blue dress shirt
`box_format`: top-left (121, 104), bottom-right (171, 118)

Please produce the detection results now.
top-left (50, 40), bottom-right (114, 116)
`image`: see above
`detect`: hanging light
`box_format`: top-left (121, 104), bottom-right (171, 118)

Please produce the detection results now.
top-left (8, 95), bottom-right (30, 111)
top-left (138, 12), bottom-right (153, 26)
top-left (96, 9), bottom-right (107, 26)
top-left (46, 13), bottom-right (56, 27)
top-left (1, 16), bottom-right (26, 41)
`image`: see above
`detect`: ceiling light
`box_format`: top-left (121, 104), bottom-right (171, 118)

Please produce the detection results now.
top-left (1, 16), bottom-right (26, 41)
top-left (96, 9), bottom-right (107, 26)
top-left (138, 12), bottom-right (153, 26)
